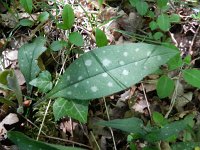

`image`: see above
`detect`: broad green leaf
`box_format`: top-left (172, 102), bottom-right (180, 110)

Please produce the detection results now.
top-left (149, 21), bottom-right (158, 30)
top-left (46, 43), bottom-right (178, 100)
top-left (95, 28), bottom-right (108, 47)
top-left (172, 142), bottom-right (200, 150)
top-left (0, 70), bottom-right (12, 85)
top-left (152, 112), bottom-right (168, 127)
top-left (61, 4), bottom-right (75, 30)
top-left (129, 0), bottom-right (139, 7)
top-left (135, 1), bottom-right (148, 16)
top-left (18, 37), bottom-right (46, 94)
top-left (157, 0), bottom-right (168, 8)
top-left (20, 0), bottom-right (33, 14)
top-left (145, 119), bottom-right (188, 142)
top-left (69, 32), bottom-right (84, 47)
top-left (7, 70), bottom-right (23, 113)
top-left (157, 14), bottom-right (171, 31)
top-left (29, 71), bottom-right (52, 93)
top-left (53, 98), bottom-right (89, 123)
top-left (167, 54), bottom-right (183, 70)
top-left (156, 75), bottom-right (175, 98)
top-left (38, 11), bottom-right (49, 23)
top-left (19, 19), bottom-right (34, 27)
top-left (7, 131), bottom-right (83, 150)
top-left (153, 32), bottom-right (164, 40)
top-left (50, 40), bottom-right (68, 52)
top-left (97, 117), bottom-right (147, 135)
top-left (183, 55), bottom-right (191, 65)
top-left (183, 69), bottom-right (200, 88)
top-left (169, 14), bottom-right (181, 23)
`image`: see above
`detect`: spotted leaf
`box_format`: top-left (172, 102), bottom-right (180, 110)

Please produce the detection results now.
top-left (46, 43), bottom-right (178, 100)
top-left (53, 98), bottom-right (89, 123)
top-left (7, 131), bottom-right (83, 150)
top-left (18, 37), bottom-right (46, 94)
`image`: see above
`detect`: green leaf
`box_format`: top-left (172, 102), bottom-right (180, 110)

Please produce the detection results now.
top-left (46, 43), bottom-right (178, 100)
top-left (153, 32), bottom-right (164, 40)
top-left (50, 40), bottom-right (68, 52)
top-left (19, 19), bottom-right (34, 27)
top-left (135, 0), bottom-right (148, 16)
top-left (145, 119), bottom-right (188, 142)
top-left (20, 0), bottom-right (33, 14)
top-left (60, 4), bottom-right (75, 30)
top-left (69, 32), bottom-right (84, 47)
top-left (129, 0), bottom-right (139, 7)
top-left (167, 54), bottom-right (183, 70)
top-left (98, 0), bottom-right (104, 7)
top-left (29, 71), bottom-right (52, 93)
top-left (172, 142), bottom-right (200, 150)
top-left (169, 14), bottom-right (181, 23)
top-left (18, 37), bottom-right (46, 94)
top-left (156, 75), bottom-right (175, 98)
top-left (7, 70), bottom-right (23, 113)
top-left (183, 69), bottom-right (200, 88)
top-left (7, 131), bottom-right (83, 150)
top-left (157, 0), bottom-right (168, 9)
top-left (0, 70), bottom-right (12, 85)
top-left (38, 11), bottom-right (49, 23)
top-left (152, 112), bottom-right (168, 127)
top-left (53, 98), bottom-right (89, 123)
top-left (97, 117), bottom-right (147, 135)
top-left (95, 28), bottom-right (108, 47)
top-left (157, 14), bottom-right (171, 31)
top-left (149, 21), bottom-right (158, 30)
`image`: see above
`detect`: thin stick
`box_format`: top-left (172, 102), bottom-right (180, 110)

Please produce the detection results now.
top-left (90, 131), bottom-right (101, 150)
top-left (141, 83), bottom-right (152, 117)
top-left (189, 24), bottom-right (200, 55)
top-left (40, 134), bottom-right (92, 149)
top-left (36, 99), bottom-right (51, 140)
top-left (103, 97), bottom-right (117, 150)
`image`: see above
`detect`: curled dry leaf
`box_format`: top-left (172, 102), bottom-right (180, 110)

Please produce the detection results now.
top-left (132, 99), bottom-right (148, 113)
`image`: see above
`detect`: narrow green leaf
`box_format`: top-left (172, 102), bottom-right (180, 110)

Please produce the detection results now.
top-left (53, 98), bottom-right (89, 123)
top-left (61, 4), bottom-right (75, 30)
top-left (95, 28), bottom-right (108, 47)
top-left (97, 117), bottom-right (147, 135)
top-left (18, 37), bottom-right (46, 94)
top-left (7, 131), bottom-right (83, 150)
top-left (19, 19), bottom-right (34, 27)
top-left (29, 71), bottom-right (52, 93)
top-left (69, 32), bottom-right (84, 47)
top-left (20, 0), bottom-right (33, 14)
top-left (145, 119), bottom-right (188, 142)
top-left (183, 69), bottom-right (200, 88)
top-left (157, 14), bottom-right (171, 31)
top-left (156, 75), bottom-right (175, 98)
top-left (38, 11), bottom-right (49, 23)
top-left (135, 1), bottom-right (148, 16)
top-left (7, 70), bottom-right (23, 113)
top-left (172, 142), bottom-right (200, 150)
top-left (46, 43), bottom-right (178, 100)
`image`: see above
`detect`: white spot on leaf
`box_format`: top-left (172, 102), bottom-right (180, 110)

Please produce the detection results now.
top-left (85, 59), bottom-right (92, 66)
top-left (67, 76), bottom-right (70, 81)
top-left (107, 82), bottom-right (113, 87)
top-left (119, 61), bottom-right (125, 65)
top-left (102, 73), bottom-right (108, 77)
top-left (122, 69), bottom-right (129, 76)
top-left (134, 62), bottom-right (138, 66)
top-left (157, 56), bottom-right (161, 60)
top-left (91, 86), bottom-right (98, 92)
top-left (74, 83), bottom-right (79, 88)
top-left (67, 91), bottom-right (72, 95)
top-left (135, 48), bottom-right (139, 52)
top-left (102, 58), bottom-right (111, 67)
top-left (78, 76), bottom-right (83, 80)
top-left (147, 51), bottom-right (151, 56)
top-left (123, 52), bottom-right (128, 57)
